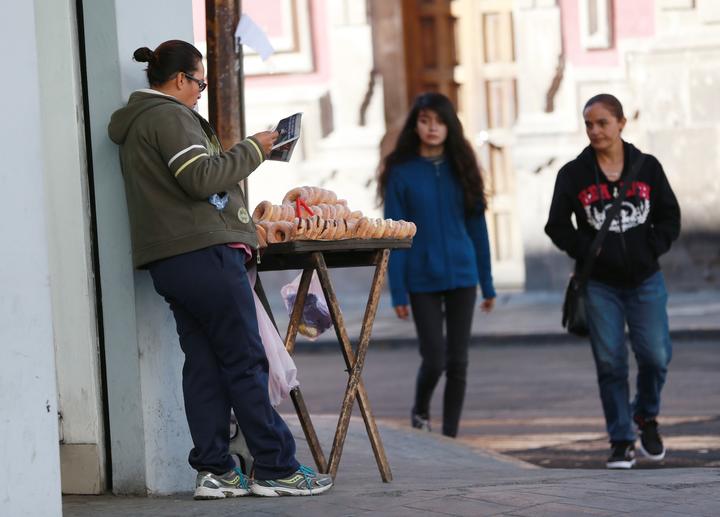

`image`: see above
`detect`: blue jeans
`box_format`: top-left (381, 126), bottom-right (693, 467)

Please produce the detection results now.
top-left (586, 271), bottom-right (672, 443)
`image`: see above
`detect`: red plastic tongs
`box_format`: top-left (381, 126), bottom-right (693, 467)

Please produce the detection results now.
top-left (295, 197), bottom-right (314, 218)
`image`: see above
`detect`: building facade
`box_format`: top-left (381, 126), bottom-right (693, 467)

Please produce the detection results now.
top-left (3, 2), bottom-right (720, 514)
top-left (514, 0), bottom-right (720, 290)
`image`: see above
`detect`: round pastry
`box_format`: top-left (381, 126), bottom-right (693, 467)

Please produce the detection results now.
top-left (302, 216), bottom-right (314, 239)
top-left (383, 219), bottom-right (397, 239)
top-left (332, 219), bottom-right (342, 240)
top-left (312, 187), bottom-right (326, 204)
top-left (315, 219), bottom-right (327, 240)
top-left (316, 219), bottom-right (328, 240)
top-left (350, 217), bottom-right (362, 238)
top-left (292, 217), bottom-right (304, 238)
top-left (267, 220), bottom-right (295, 243)
top-left (327, 220), bottom-right (339, 240)
top-left (282, 186), bottom-right (308, 205)
top-left (370, 218), bottom-right (385, 239)
top-left (285, 204), bottom-right (296, 221)
top-left (308, 215), bottom-right (323, 239)
top-left (316, 203), bottom-right (328, 220)
top-left (255, 224), bottom-right (268, 247)
top-left (312, 188), bottom-right (323, 204)
top-left (407, 221), bottom-right (417, 238)
top-left (276, 204), bottom-right (286, 221)
top-left (334, 219), bottom-right (347, 240)
top-left (350, 210), bottom-right (363, 219)
top-left (324, 189), bottom-right (337, 204)
top-left (346, 219), bottom-right (358, 238)
top-left (366, 219), bottom-right (379, 239)
top-left (319, 220), bottom-right (334, 240)
top-left (355, 217), bottom-right (372, 239)
top-left (305, 218), bottom-right (316, 239)
top-left (252, 200), bottom-right (273, 222)
top-left (257, 221), bottom-right (273, 240)
top-left (333, 204), bottom-right (348, 219)
top-left (304, 186), bottom-right (318, 205)
top-left (264, 204), bottom-right (276, 222)
top-left (364, 219), bottom-right (377, 239)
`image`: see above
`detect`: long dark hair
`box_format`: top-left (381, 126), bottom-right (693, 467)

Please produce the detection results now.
top-left (377, 92), bottom-right (486, 213)
top-left (133, 40), bottom-right (202, 86)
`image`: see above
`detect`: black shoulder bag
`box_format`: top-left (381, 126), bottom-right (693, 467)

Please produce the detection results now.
top-left (562, 154), bottom-right (646, 336)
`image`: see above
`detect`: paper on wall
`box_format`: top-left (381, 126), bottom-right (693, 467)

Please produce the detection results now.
top-left (235, 14), bottom-right (274, 61)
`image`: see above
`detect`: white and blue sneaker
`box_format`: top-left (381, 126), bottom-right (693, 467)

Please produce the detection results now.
top-left (193, 467), bottom-right (252, 500)
top-left (250, 465), bottom-right (333, 496)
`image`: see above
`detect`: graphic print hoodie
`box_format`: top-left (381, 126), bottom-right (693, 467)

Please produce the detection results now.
top-left (545, 141), bottom-right (680, 288)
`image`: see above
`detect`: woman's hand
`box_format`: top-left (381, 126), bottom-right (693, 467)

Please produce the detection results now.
top-left (251, 131), bottom-right (279, 156)
top-left (394, 305), bottom-right (410, 320)
top-left (480, 297), bottom-right (495, 313)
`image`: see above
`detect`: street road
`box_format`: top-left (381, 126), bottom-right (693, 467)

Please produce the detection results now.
top-left (281, 339), bottom-right (720, 469)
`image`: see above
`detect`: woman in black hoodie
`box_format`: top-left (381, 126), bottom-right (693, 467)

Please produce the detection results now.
top-left (545, 94), bottom-right (680, 469)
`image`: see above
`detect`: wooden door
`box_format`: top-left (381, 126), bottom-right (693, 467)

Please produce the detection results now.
top-left (455, 0), bottom-right (525, 288)
top-left (374, 0), bottom-right (525, 287)
top-left (401, 0), bottom-right (459, 106)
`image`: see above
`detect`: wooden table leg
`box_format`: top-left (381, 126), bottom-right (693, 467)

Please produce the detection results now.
top-left (284, 267), bottom-right (313, 355)
top-left (282, 267), bottom-right (327, 473)
top-left (290, 387), bottom-right (327, 473)
top-left (313, 250), bottom-right (393, 482)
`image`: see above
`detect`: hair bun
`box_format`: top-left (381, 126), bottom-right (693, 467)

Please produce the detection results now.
top-left (133, 47), bottom-right (156, 64)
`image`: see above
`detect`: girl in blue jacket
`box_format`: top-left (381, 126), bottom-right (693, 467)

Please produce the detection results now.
top-left (377, 93), bottom-right (496, 437)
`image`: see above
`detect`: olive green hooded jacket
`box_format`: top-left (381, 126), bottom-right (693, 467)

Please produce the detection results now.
top-left (108, 89), bottom-right (264, 268)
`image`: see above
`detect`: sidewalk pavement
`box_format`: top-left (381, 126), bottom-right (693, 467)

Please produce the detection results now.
top-left (63, 277), bottom-right (720, 515)
top-left (255, 264), bottom-right (720, 348)
top-left (64, 415), bottom-right (720, 516)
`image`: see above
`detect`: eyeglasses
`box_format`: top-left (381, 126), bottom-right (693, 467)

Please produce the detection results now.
top-left (183, 72), bottom-right (207, 92)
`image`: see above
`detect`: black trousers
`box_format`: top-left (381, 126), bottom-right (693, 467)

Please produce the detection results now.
top-left (148, 245), bottom-right (299, 480)
top-left (409, 286), bottom-right (477, 437)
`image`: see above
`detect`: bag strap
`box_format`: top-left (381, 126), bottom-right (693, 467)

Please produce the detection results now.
top-left (576, 153), bottom-right (646, 284)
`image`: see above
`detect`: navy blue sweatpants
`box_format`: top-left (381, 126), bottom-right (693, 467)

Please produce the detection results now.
top-left (148, 244), bottom-right (299, 479)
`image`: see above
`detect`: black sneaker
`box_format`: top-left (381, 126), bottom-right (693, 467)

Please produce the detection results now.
top-left (635, 416), bottom-right (666, 461)
top-left (606, 441), bottom-right (636, 469)
top-left (411, 411), bottom-right (431, 432)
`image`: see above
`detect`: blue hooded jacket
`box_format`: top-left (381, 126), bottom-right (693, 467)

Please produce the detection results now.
top-left (384, 155), bottom-right (496, 307)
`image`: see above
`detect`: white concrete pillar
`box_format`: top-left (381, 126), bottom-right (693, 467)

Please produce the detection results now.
top-left (33, 0), bottom-right (107, 494)
top-left (0, 3), bottom-right (63, 516)
top-left (81, 0), bottom-right (197, 494)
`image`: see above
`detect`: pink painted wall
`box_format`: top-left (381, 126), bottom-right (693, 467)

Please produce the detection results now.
top-left (245, 0), bottom-right (331, 87)
top-left (560, 0), bottom-right (655, 67)
top-left (192, 0), bottom-right (331, 87)
top-left (192, 0), bottom-right (205, 44)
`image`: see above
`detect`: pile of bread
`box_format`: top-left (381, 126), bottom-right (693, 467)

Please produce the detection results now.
top-left (252, 186), bottom-right (416, 247)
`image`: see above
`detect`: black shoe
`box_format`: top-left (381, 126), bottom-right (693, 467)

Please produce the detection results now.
top-left (606, 441), bottom-right (636, 469)
top-left (635, 416), bottom-right (666, 461)
top-left (411, 411), bottom-right (431, 432)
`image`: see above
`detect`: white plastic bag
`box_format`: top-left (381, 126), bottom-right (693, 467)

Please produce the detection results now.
top-left (280, 271), bottom-right (333, 341)
top-left (247, 266), bottom-right (299, 407)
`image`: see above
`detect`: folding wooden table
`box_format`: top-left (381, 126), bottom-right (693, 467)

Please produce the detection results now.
top-left (256, 239), bottom-right (411, 482)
